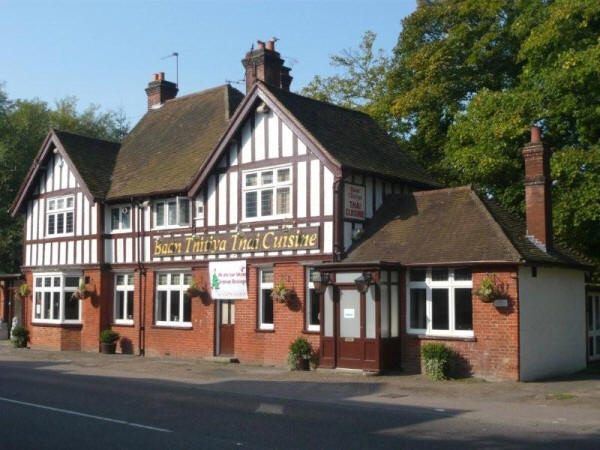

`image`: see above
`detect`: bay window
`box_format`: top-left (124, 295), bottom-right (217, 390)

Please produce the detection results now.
top-left (154, 197), bottom-right (191, 228)
top-left (114, 274), bottom-right (134, 324)
top-left (243, 166), bottom-right (292, 220)
top-left (155, 273), bottom-right (192, 326)
top-left (47, 195), bottom-right (74, 236)
top-left (258, 269), bottom-right (274, 330)
top-left (407, 267), bottom-right (473, 337)
top-left (33, 273), bottom-right (81, 323)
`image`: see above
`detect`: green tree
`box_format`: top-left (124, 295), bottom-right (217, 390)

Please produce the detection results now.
top-left (302, 0), bottom-right (600, 263)
top-left (0, 85), bottom-right (128, 272)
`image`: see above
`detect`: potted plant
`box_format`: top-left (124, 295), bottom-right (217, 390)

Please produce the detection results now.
top-left (99, 329), bottom-right (120, 354)
top-left (186, 279), bottom-right (204, 298)
top-left (287, 337), bottom-right (312, 371)
top-left (473, 273), bottom-right (504, 303)
top-left (11, 326), bottom-right (29, 348)
top-left (15, 283), bottom-right (30, 301)
top-left (272, 279), bottom-right (294, 304)
top-left (421, 343), bottom-right (453, 381)
top-left (72, 281), bottom-right (91, 300)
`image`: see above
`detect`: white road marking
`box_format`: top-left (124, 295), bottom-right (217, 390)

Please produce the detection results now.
top-left (256, 402), bottom-right (284, 415)
top-left (0, 396), bottom-right (172, 433)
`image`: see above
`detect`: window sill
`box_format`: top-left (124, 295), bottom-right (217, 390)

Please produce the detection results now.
top-left (407, 333), bottom-right (477, 342)
top-left (256, 327), bottom-right (275, 333)
top-left (112, 322), bottom-right (135, 328)
top-left (152, 324), bottom-right (193, 330)
top-left (31, 322), bottom-right (82, 329)
top-left (303, 329), bottom-right (320, 335)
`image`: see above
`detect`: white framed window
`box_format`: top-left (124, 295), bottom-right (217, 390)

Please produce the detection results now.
top-left (110, 205), bottom-right (132, 232)
top-left (306, 268), bottom-right (320, 332)
top-left (155, 272), bottom-right (192, 327)
top-left (47, 195), bottom-right (74, 236)
top-left (153, 197), bottom-right (191, 229)
top-left (114, 274), bottom-right (134, 324)
top-left (406, 267), bottom-right (473, 338)
top-left (33, 273), bottom-right (81, 324)
top-left (258, 269), bottom-right (274, 330)
top-left (242, 165), bottom-right (292, 221)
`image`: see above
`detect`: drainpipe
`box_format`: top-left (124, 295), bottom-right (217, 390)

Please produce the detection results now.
top-left (136, 200), bottom-right (147, 356)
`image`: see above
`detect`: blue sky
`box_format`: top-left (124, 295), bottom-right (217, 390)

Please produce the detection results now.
top-left (1, 0), bottom-right (416, 124)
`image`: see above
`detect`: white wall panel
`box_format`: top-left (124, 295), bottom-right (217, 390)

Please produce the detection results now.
top-left (59, 241), bottom-right (66, 265)
top-left (67, 241), bottom-right (74, 265)
top-left (207, 175), bottom-right (216, 226)
top-left (144, 236), bottom-right (151, 263)
top-left (32, 200), bottom-right (39, 240)
top-left (241, 120), bottom-right (252, 163)
top-left (76, 193), bottom-right (83, 236)
top-left (324, 221), bottom-right (333, 254)
top-left (83, 239), bottom-right (90, 264)
top-left (26, 202), bottom-right (32, 240)
top-left (38, 198), bottom-right (45, 239)
top-left (229, 142), bottom-right (238, 166)
top-left (51, 242), bottom-right (58, 265)
top-left (91, 203), bottom-right (97, 234)
top-left (61, 162), bottom-right (69, 189)
top-left (267, 112), bottom-right (279, 159)
top-left (229, 172), bottom-right (238, 224)
top-left (75, 240), bottom-right (82, 265)
top-left (323, 168), bottom-right (334, 216)
top-left (83, 196), bottom-right (90, 235)
top-left (31, 244), bottom-right (37, 267)
top-left (116, 238), bottom-right (123, 263)
top-left (297, 140), bottom-right (307, 156)
top-left (125, 238), bottom-right (133, 263)
top-left (310, 160), bottom-right (320, 216)
top-left (25, 245), bottom-right (31, 266)
top-left (375, 179), bottom-right (383, 210)
top-left (218, 173), bottom-right (227, 225)
top-left (104, 239), bottom-right (113, 264)
top-left (68, 171), bottom-right (76, 188)
top-left (365, 176), bottom-right (374, 218)
top-left (91, 240), bottom-right (97, 263)
top-left (53, 157), bottom-right (61, 191)
top-left (282, 122), bottom-right (293, 157)
top-left (37, 243), bottom-right (43, 266)
top-left (46, 163), bottom-right (53, 193)
top-left (254, 114), bottom-right (265, 161)
top-left (297, 161), bottom-right (307, 218)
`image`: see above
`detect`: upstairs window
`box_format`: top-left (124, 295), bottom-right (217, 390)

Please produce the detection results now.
top-left (243, 166), bottom-right (292, 221)
top-left (47, 196), bottom-right (74, 236)
top-left (111, 205), bottom-right (131, 232)
top-left (154, 197), bottom-right (191, 228)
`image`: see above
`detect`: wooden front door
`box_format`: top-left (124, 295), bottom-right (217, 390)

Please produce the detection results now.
top-left (219, 301), bottom-right (235, 356)
top-left (588, 292), bottom-right (600, 361)
top-left (336, 289), bottom-right (364, 369)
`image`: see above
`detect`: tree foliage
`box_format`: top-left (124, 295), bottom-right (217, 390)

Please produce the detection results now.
top-left (302, 0), bottom-right (600, 263)
top-left (0, 84), bottom-right (128, 272)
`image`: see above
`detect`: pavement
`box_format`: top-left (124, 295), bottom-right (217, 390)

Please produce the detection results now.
top-left (1, 343), bottom-right (599, 449)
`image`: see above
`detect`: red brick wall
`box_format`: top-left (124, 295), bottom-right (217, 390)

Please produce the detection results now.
top-left (400, 267), bottom-right (520, 380)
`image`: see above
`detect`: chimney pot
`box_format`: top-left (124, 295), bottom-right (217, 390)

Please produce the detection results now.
top-left (266, 40), bottom-right (274, 51)
top-left (242, 39), bottom-right (293, 93)
top-left (257, 40), bottom-right (265, 50)
top-left (158, 72), bottom-right (165, 80)
top-left (531, 126), bottom-right (541, 143)
top-left (152, 73), bottom-right (159, 81)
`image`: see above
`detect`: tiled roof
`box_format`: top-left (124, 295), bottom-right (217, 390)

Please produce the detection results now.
top-left (344, 186), bottom-right (592, 268)
top-left (262, 83), bottom-right (441, 188)
top-left (53, 129), bottom-right (120, 199)
top-left (106, 84), bottom-right (244, 199)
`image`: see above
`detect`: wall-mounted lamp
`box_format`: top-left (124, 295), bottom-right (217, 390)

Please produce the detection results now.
top-left (311, 271), bottom-right (330, 295)
top-left (354, 271), bottom-right (373, 294)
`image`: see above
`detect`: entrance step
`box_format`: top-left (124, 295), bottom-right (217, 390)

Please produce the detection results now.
top-left (204, 356), bottom-right (239, 364)
top-left (316, 367), bottom-right (380, 376)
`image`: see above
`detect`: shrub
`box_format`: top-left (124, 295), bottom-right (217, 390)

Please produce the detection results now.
top-left (421, 343), bottom-right (453, 381)
top-left (99, 329), bottom-right (120, 344)
top-left (11, 326), bottom-right (29, 348)
top-left (287, 337), bottom-right (312, 369)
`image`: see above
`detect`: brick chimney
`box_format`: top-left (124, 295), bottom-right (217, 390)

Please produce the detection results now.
top-left (523, 126), bottom-right (552, 251)
top-left (145, 72), bottom-right (178, 110)
top-left (242, 39), bottom-right (293, 94)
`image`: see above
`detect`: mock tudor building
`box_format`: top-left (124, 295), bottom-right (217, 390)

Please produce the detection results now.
top-left (9, 40), bottom-right (595, 380)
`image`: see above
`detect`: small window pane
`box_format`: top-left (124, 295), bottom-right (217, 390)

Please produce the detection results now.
top-left (156, 203), bottom-right (164, 226)
top-left (409, 269), bottom-right (426, 282)
top-left (246, 173), bottom-right (257, 187)
top-left (53, 277), bottom-right (61, 287)
top-left (432, 289), bottom-right (449, 330)
top-left (261, 190), bottom-right (273, 216)
top-left (65, 277), bottom-right (79, 287)
top-left (245, 192), bottom-right (257, 218)
top-left (158, 274), bottom-right (168, 285)
top-left (276, 187), bottom-right (290, 215)
top-left (57, 213), bottom-right (64, 234)
top-left (170, 291), bottom-right (181, 322)
top-left (57, 199), bottom-right (64, 210)
top-left (43, 292), bottom-right (51, 318)
top-left (48, 215), bottom-right (55, 235)
top-left (179, 199), bottom-right (190, 225)
top-left (167, 201), bottom-right (177, 225)
top-left (116, 291), bottom-right (124, 320)
top-left (455, 288), bottom-right (473, 330)
top-left (157, 291), bottom-right (167, 321)
top-left (261, 289), bottom-right (273, 325)
top-left (183, 294), bottom-right (191, 322)
top-left (35, 292), bottom-right (42, 319)
top-left (66, 197), bottom-right (74, 208)
top-left (127, 291), bottom-right (134, 320)
top-left (111, 208), bottom-right (120, 229)
top-left (455, 268), bottom-right (472, 281)
top-left (277, 168), bottom-right (290, 182)
top-left (66, 212), bottom-right (74, 233)
top-left (432, 268), bottom-right (448, 281)
top-left (183, 274), bottom-right (192, 285)
top-left (44, 277), bottom-right (51, 287)
top-left (116, 275), bottom-right (125, 286)
top-left (127, 275), bottom-right (134, 285)
top-left (309, 289), bottom-right (320, 326)
top-left (171, 274), bottom-right (180, 285)
top-left (410, 288), bottom-right (426, 329)
top-left (261, 270), bottom-right (273, 284)
top-left (261, 171), bottom-right (273, 185)
top-left (48, 200), bottom-right (55, 211)
top-left (52, 292), bottom-right (60, 320)
top-left (35, 278), bottom-right (42, 287)
top-left (64, 294), bottom-right (79, 320)
top-left (122, 207), bottom-right (131, 229)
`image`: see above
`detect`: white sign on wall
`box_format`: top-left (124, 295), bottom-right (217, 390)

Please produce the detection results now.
top-left (344, 183), bottom-right (366, 221)
top-left (209, 260), bottom-right (248, 300)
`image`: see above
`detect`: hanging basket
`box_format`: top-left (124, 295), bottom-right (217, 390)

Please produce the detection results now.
top-left (473, 274), bottom-right (505, 303)
top-left (272, 280), bottom-right (295, 304)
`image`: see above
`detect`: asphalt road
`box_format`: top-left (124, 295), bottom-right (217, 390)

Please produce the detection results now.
top-left (0, 359), bottom-right (597, 449)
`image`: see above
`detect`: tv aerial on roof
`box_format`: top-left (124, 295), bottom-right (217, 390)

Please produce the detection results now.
top-left (161, 52), bottom-right (179, 87)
